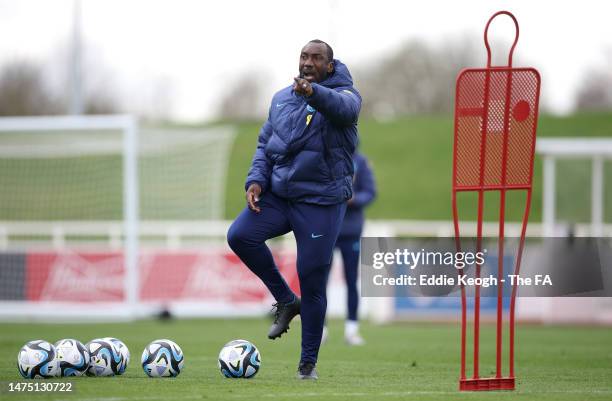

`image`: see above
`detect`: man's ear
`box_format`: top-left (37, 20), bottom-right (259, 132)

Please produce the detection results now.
top-left (327, 61), bottom-right (334, 74)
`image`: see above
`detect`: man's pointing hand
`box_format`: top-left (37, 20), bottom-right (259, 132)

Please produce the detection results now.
top-left (293, 77), bottom-right (313, 97)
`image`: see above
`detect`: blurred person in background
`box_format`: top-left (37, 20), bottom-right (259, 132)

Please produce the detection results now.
top-left (227, 39), bottom-right (361, 380)
top-left (322, 150), bottom-right (376, 346)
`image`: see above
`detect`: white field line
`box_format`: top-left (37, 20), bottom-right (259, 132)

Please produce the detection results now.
top-left (67, 389), bottom-right (612, 401)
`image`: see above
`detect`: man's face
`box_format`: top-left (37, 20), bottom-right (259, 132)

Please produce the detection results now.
top-left (299, 42), bottom-right (333, 83)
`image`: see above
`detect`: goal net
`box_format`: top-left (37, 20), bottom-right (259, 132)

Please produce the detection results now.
top-left (0, 115), bottom-right (236, 320)
top-left (537, 138), bottom-right (612, 236)
top-left (523, 137), bottom-right (612, 326)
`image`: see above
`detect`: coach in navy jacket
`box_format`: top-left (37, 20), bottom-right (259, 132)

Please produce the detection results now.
top-left (227, 39), bottom-right (361, 380)
top-left (245, 61), bottom-right (359, 204)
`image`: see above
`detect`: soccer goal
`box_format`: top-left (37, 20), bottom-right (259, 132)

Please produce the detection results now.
top-left (0, 115), bottom-right (236, 321)
top-left (536, 137), bottom-right (612, 236)
top-left (528, 137), bottom-right (612, 326)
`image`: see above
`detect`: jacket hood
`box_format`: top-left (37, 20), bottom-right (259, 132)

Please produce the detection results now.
top-left (320, 59), bottom-right (353, 89)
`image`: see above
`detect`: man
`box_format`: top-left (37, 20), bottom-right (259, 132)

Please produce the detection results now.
top-left (227, 39), bottom-right (361, 380)
top-left (323, 150), bottom-right (376, 346)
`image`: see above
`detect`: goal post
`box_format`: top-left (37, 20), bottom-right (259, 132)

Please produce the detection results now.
top-left (0, 115), bottom-right (237, 321)
top-left (0, 115), bottom-right (139, 319)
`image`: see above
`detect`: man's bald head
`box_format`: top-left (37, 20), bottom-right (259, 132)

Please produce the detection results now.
top-left (307, 39), bottom-right (333, 63)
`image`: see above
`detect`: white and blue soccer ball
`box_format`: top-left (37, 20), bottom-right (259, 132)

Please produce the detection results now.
top-left (218, 339), bottom-right (261, 378)
top-left (17, 340), bottom-right (59, 379)
top-left (141, 339), bottom-right (184, 377)
top-left (54, 339), bottom-right (90, 377)
top-left (103, 337), bottom-right (130, 375)
top-left (86, 338), bottom-right (122, 376)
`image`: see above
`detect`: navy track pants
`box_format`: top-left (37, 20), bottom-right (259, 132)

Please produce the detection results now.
top-left (227, 191), bottom-right (346, 364)
top-left (334, 235), bottom-right (361, 321)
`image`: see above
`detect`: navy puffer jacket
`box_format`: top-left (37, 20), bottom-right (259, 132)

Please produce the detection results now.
top-left (245, 59), bottom-right (361, 205)
top-left (339, 152), bottom-right (377, 237)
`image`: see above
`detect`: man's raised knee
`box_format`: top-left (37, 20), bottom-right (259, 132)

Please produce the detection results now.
top-left (226, 222), bottom-right (247, 251)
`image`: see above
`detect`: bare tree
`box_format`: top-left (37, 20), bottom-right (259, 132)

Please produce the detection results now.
top-left (83, 91), bottom-right (120, 114)
top-left (575, 52), bottom-right (612, 111)
top-left (217, 72), bottom-right (269, 121)
top-left (354, 37), bottom-right (482, 118)
top-left (0, 56), bottom-right (121, 117)
top-left (52, 43), bottom-right (122, 116)
top-left (0, 60), bottom-right (63, 116)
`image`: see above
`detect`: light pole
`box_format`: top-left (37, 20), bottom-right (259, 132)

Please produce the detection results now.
top-left (70, 0), bottom-right (83, 115)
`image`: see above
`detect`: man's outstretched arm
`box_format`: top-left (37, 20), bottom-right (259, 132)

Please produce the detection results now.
top-left (308, 85), bottom-right (361, 126)
top-left (293, 77), bottom-right (361, 126)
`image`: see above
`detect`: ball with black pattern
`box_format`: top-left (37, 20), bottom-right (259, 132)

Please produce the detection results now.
top-left (17, 340), bottom-right (59, 379)
top-left (218, 339), bottom-right (261, 378)
top-left (141, 339), bottom-right (184, 377)
top-left (54, 339), bottom-right (90, 376)
top-left (103, 337), bottom-right (130, 375)
top-left (86, 338), bottom-right (122, 376)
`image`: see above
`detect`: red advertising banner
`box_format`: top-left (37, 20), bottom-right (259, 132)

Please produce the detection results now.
top-left (25, 249), bottom-right (300, 304)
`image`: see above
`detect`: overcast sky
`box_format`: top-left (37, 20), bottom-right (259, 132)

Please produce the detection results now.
top-left (0, 0), bottom-right (610, 121)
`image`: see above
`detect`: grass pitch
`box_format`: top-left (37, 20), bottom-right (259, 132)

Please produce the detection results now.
top-left (1, 318), bottom-right (611, 400)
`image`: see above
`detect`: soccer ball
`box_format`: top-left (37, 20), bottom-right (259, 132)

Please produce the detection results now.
top-left (17, 340), bottom-right (59, 379)
top-left (218, 339), bottom-right (261, 378)
top-left (54, 339), bottom-right (90, 376)
top-left (86, 338), bottom-right (122, 376)
top-left (103, 337), bottom-right (130, 375)
top-left (141, 339), bottom-right (184, 377)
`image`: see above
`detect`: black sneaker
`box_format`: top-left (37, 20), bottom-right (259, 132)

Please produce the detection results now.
top-left (297, 362), bottom-right (318, 380)
top-left (268, 297), bottom-right (300, 339)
